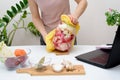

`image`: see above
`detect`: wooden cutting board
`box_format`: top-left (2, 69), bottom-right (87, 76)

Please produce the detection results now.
top-left (53, 50), bottom-right (69, 55)
top-left (16, 65), bottom-right (85, 76)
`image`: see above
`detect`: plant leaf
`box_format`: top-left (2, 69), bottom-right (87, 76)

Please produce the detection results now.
top-left (0, 22), bottom-right (5, 28)
top-left (27, 22), bottom-right (40, 36)
top-left (23, 0), bottom-right (28, 6)
top-left (0, 19), bottom-right (5, 27)
top-left (22, 10), bottom-right (27, 18)
top-left (16, 3), bottom-right (21, 12)
top-left (0, 29), bottom-right (8, 45)
top-left (7, 10), bottom-right (14, 18)
top-left (38, 57), bottom-right (45, 65)
top-left (2, 15), bottom-right (10, 23)
top-left (11, 6), bottom-right (17, 14)
top-left (20, 1), bottom-right (25, 9)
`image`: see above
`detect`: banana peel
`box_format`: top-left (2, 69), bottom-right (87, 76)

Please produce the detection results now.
top-left (45, 14), bottom-right (80, 52)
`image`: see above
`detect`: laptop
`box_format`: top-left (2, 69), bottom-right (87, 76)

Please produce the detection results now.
top-left (75, 26), bottom-right (120, 69)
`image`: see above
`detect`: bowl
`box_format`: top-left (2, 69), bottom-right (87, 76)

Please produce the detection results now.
top-left (52, 64), bottom-right (64, 72)
top-left (0, 48), bottom-right (31, 69)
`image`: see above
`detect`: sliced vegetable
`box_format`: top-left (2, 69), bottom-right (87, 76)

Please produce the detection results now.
top-left (0, 41), bottom-right (14, 63)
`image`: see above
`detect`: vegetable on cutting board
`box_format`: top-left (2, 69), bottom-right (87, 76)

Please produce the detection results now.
top-left (14, 49), bottom-right (26, 56)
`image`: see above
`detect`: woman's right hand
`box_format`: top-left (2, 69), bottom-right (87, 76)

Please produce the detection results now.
top-left (68, 15), bottom-right (78, 25)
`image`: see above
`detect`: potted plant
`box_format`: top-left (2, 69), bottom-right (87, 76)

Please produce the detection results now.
top-left (0, 0), bottom-right (40, 46)
top-left (105, 8), bottom-right (120, 26)
top-left (105, 8), bottom-right (120, 47)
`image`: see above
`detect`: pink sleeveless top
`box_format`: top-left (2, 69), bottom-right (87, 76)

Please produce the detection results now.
top-left (35, 0), bottom-right (70, 33)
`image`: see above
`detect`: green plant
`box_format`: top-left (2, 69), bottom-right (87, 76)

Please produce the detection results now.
top-left (0, 0), bottom-right (40, 46)
top-left (105, 8), bottom-right (120, 26)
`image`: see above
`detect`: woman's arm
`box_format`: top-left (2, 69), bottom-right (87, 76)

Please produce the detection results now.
top-left (28, 0), bottom-right (47, 40)
top-left (72, 0), bottom-right (88, 19)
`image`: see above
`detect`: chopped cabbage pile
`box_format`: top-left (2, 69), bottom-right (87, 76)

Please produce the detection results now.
top-left (53, 23), bottom-right (76, 51)
top-left (0, 41), bottom-right (14, 63)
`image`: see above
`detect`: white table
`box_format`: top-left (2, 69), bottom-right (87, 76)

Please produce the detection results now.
top-left (0, 45), bottom-right (120, 80)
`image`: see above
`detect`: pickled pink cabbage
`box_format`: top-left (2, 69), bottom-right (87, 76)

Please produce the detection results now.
top-left (53, 23), bottom-right (76, 51)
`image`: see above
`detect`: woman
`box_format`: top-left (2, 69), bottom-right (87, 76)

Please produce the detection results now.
top-left (28, 0), bottom-right (88, 45)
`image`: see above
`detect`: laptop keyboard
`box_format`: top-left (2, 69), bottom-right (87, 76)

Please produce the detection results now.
top-left (75, 49), bottom-right (111, 67)
top-left (89, 52), bottom-right (109, 65)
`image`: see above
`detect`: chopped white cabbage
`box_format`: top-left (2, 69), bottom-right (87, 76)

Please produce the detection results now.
top-left (58, 23), bottom-right (76, 35)
top-left (0, 41), bottom-right (14, 63)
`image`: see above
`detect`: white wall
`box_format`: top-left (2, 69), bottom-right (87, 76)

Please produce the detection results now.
top-left (70, 0), bottom-right (120, 45)
top-left (0, 0), bottom-right (120, 45)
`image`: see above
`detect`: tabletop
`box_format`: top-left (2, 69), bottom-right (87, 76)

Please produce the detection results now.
top-left (0, 45), bottom-right (120, 80)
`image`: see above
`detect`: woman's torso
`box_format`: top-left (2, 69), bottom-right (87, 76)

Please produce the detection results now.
top-left (35, 0), bottom-right (70, 33)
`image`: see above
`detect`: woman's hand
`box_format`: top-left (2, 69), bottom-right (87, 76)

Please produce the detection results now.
top-left (68, 15), bottom-right (78, 25)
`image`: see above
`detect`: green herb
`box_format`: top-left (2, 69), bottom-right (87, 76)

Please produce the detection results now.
top-left (38, 57), bottom-right (45, 65)
top-left (34, 57), bottom-right (45, 70)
